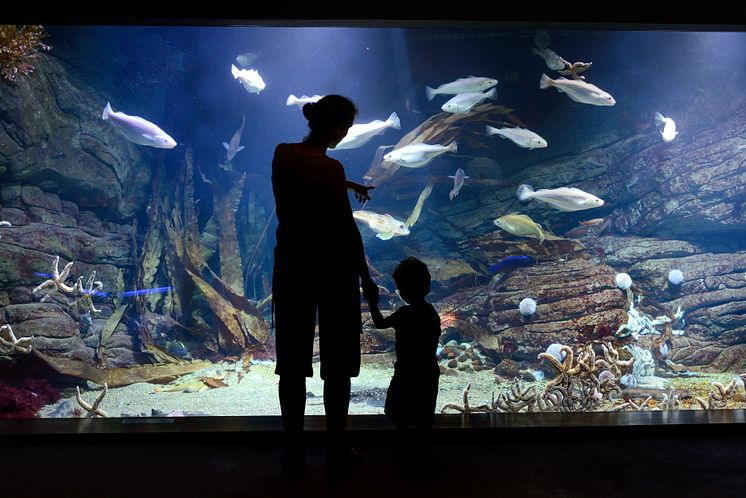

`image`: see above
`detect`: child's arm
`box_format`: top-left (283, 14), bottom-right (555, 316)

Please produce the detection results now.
top-left (368, 294), bottom-right (395, 329)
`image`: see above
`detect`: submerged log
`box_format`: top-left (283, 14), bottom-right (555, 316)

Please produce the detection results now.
top-left (32, 350), bottom-right (211, 387)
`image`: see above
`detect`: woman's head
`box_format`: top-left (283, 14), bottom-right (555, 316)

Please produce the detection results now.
top-left (302, 95), bottom-right (357, 148)
top-left (393, 257), bottom-right (431, 303)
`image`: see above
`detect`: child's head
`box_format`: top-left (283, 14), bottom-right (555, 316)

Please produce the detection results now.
top-left (392, 257), bottom-right (431, 303)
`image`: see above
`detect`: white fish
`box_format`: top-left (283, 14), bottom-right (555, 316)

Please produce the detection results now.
top-left (231, 64), bottom-right (266, 94)
top-left (517, 184), bottom-right (604, 212)
top-left (333, 112), bottom-right (401, 150)
top-left (353, 210), bottom-right (410, 240)
top-left (235, 51), bottom-right (259, 68)
top-left (441, 88), bottom-right (497, 114)
top-left (425, 76), bottom-right (498, 101)
top-left (286, 94), bottom-right (324, 108)
top-left (383, 142), bottom-right (458, 168)
top-left (448, 168), bottom-right (469, 200)
top-left (101, 102), bottom-right (177, 149)
top-left (485, 125), bottom-right (547, 149)
top-left (654, 112), bottom-right (678, 142)
top-left (539, 74), bottom-right (615, 106)
top-left (223, 115), bottom-right (246, 162)
top-left (532, 48), bottom-right (566, 70)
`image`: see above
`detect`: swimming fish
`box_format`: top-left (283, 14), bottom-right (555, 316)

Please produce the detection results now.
top-left (235, 51), bottom-right (259, 68)
top-left (384, 142), bottom-right (458, 168)
top-left (485, 125), bottom-right (547, 149)
top-left (441, 88), bottom-right (497, 114)
top-left (532, 47), bottom-right (566, 70)
top-left (231, 64), bottom-right (266, 94)
top-left (425, 76), bottom-right (498, 101)
top-left (405, 181), bottom-right (434, 228)
top-left (333, 112), bottom-right (401, 150)
top-left (579, 218), bottom-right (605, 226)
top-left (102, 102), bottom-right (177, 149)
top-left (539, 74), bottom-right (615, 106)
top-left (517, 184), bottom-right (604, 212)
top-left (223, 115), bottom-right (246, 162)
top-left (494, 213), bottom-right (545, 244)
top-left (488, 255), bottom-right (534, 274)
top-left (353, 210), bottom-right (410, 240)
top-left (654, 112), bottom-right (678, 142)
top-left (286, 94), bottom-right (324, 108)
top-left (448, 168), bottom-right (469, 200)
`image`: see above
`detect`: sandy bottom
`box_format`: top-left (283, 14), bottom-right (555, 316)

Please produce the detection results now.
top-left (39, 361), bottom-right (745, 418)
top-left (39, 361), bottom-right (499, 418)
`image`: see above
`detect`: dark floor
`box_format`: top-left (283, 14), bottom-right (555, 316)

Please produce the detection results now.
top-left (2, 411), bottom-right (745, 497)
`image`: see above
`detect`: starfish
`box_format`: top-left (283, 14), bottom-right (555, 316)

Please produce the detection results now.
top-left (0, 324), bottom-right (32, 354)
top-left (557, 60), bottom-right (593, 80)
top-left (441, 382), bottom-right (476, 414)
top-left (32, 255), bottom-right (76, 303)
top-left (76, 384), bottom-right (108, 418)
top-left (70, 271), bottom-right (104, 314)
top-left (538, 345), bottom-right (581, 392)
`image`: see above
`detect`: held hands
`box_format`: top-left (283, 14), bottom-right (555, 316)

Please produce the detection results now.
top-left (361, 277), bottom-right (379, 305)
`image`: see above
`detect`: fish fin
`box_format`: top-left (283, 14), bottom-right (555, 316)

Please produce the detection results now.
top-left (425, 86), bottom-right (436, 101)
top-left (654, 112), bottom-right (665, 125)
top-left (236, 146), bottom-right (245, 152)
top-left (447, 175), bottom-right (455, 179)
top-left (463, 176), bottom-right (470, 179)
top-left (376, 232), bottom-right (394, 240)
top-left (102, 102), bottom-right (112, 120)
top-left (222, 142), bottom-right (230, 150)
top-left (387, 112), bottom-right (401, 130)
top-left (485, 87), bottom-right (497, 100)
top-left (231, 64), bottom-right (240, 79)
top-left (539, 73), bottom-right (552, 90)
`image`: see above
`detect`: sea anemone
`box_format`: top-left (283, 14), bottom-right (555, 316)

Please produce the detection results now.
top-left (615, 272), bottom-right (632, 290)
top-left (519, 297), bottom-right (537, 317)
top-left (668, 269), bottom-right (684, 286)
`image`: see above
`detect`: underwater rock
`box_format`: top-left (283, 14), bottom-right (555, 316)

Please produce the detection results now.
top-left (0, 55), bottom-right (152, 220)
top-left (438, 258), bottom-right (627, 361)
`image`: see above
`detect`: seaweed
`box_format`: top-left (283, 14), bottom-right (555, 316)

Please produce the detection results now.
top-left (0, 25), bottom-right (51, 82)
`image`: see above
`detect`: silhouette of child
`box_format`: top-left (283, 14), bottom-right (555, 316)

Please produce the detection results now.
top-left (368, 257), bottom-right (441, 430)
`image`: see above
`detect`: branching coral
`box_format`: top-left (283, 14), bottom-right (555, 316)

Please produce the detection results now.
top-left (0, 324), bottom-right (32, 354)
top-left (0, 25), bottom-right (51, 82)
top-left (76, 384), bottom-right (108, 418)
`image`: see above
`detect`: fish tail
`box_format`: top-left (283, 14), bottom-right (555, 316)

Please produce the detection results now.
top-left (654, 112), bottom-right (665, 125)
top-left (449, 189), bottom-right (457, 200)
top-left (231, 64), bottom-right (240, 79)
top-left (102, 102), bottom-right (112, 120)
top-left (517, 184), bottom-right (534, 202)
top-left (425, 86), bottom-right (436, 101)
top-left (286, 94), bottom-right (297, 106)
top-left (539, 73), bottom-right (553, 90)
top-left (387, 112), bottom-right (401, 130)
top-left (448, 141), bottom-right (458, 153)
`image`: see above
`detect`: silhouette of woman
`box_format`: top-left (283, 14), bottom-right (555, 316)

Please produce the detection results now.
top-left (271, 95), bottom-right (377, 463)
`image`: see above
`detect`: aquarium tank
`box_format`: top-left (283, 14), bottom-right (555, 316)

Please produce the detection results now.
top-left (0, 22), bottom-right (745, 420)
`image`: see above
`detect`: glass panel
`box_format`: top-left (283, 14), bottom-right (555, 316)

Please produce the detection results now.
top-left (0, 23), bottom-right (744, 420)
